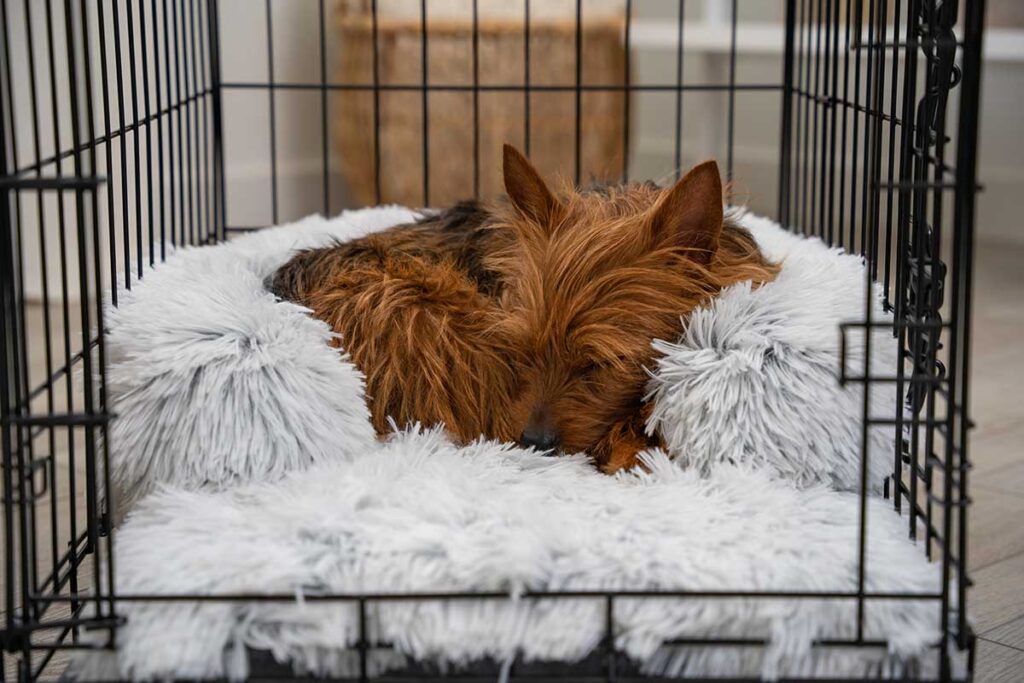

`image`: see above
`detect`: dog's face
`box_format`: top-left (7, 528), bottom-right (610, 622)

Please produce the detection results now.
top-left (491, 146), bottom-right (730, 459)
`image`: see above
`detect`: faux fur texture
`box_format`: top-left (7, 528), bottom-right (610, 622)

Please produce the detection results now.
top-left (647, 212), bottom-right (900, 493)
top-left (85, 207), bottom-right (935, 680)
top-left (105, 207), bottom-right (416, 509)
top-left (79, 432), bottom-right (943, 681)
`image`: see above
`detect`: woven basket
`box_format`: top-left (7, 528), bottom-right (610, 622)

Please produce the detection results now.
top-left (333, 0), bottom-right (626, 207)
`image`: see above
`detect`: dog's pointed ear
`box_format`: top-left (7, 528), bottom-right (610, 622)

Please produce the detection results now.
top-left (647, 160), bottom-right (723, 265)
top-left (503, 144), bottom-right (561, 226)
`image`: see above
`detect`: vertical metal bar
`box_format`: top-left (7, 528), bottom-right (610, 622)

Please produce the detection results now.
top-left (0, 0), bottom-right (35, 652)
top-left (471, 0), bottom-right (479, 198)
top-left (62, 0), bottom-right (101, 622)
top-left (370, 0), bottom-right (380, 204)
top-left (881, 0), bottom-right (903, 306)
top-left (622, 0), bottom-right (631, 183)
top-left (837, 0), bottom-right (853, 251)
top-left (139, 0), bottom-right (155, 265)
top-left (264, 0), bottom-right (277, 223)
top-left (45, 0), bottom-right (80, 617)
top-left (815, 0), bottom-right (831, 241)
top-left (799, 0), bottom-right (812, 235)
top-left (126, 0), bottom-right (143, 277)
top-left (726, 0), bottom-right (737, 183)
top-left (0, 27), bottom-right (21, 655)
top-left (825, 0), bottom-right (840, 245)
top-left (153, 0), bottom-right (166, 257)
top-left (848, 0), bottom-right (863, 252)
top-left (186, 0), bottom-right (200, 244)
top-left (674, 0), bottom-right (685, 181)
top-left (318, 0), bottom-right (328, 214)
top-left (193, 0), bottom-right (210, 243)
top-left (111, 0), bottom-right (132, 283)
top-left (523, 0), bottom-right (530, 156)
top-left (419, 0), bottom-right (429, 206)
top-left (604, 595), bottom-right (616, 683)
top-left (358, 598), bottom-right (368, 683)
top-left (573, 0), bottom-right (582, 185)
top-left (1, 0), bottom-right (37, 616)
top-left (953, 0), bottom-right (986, 648)
top-left (21, 0), bottom-right (61, 581)
top-left (809, 0), bottom-right (822, 238)
top-left (76, 0), bottom-right (116, 637)
top-left (170, 0), bottom-right (185, 245)
top-left (207, 0), bottom-right (224, 241)
top-left (778, 0), bottom-right (796, 223)
top-left (95, 1), bottom-right (119, 294)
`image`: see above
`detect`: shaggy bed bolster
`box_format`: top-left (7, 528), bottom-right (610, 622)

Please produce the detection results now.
top-left (80, 207), bottom-right (948, 680)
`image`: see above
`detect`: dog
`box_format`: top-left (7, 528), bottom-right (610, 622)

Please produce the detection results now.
top-left (270, 145), bottom-right (777, 472)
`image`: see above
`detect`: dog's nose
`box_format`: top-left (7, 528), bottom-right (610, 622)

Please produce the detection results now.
top-left (518, 427), bottom-right (559, 453)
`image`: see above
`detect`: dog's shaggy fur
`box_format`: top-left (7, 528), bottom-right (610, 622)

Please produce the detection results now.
top-left (271, 146), bottom-right (778, 471)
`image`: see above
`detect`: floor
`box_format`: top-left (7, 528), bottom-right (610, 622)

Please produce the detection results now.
top-left (963, 241), bottom-right (1024, 682)
top-left (2, 241), bottom-right (1023, 681)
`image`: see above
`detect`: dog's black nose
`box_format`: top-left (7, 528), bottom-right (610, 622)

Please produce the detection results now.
top-left (518, 427), bottom-right (559, 453)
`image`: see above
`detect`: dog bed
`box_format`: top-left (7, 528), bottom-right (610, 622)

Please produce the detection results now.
top-left (77, 208), bottom-right (955, 680)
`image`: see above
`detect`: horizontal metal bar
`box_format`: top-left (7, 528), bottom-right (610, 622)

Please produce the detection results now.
top-left (3, 413), bottom-right (112, 427)
top-left (0, 176), bottom-right (105, 190)
top-left (32, 588), bottom-right (945, 603)
top-left (840, 375), bottom-right (947, 385)
top-left (222, 81), bottom-right (784, 93)
top-left (875, 180), bottom-right (982, 192)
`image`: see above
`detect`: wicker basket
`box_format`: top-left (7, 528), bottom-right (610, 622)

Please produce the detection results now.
top-left (333, 0), bottom-right (626, 207)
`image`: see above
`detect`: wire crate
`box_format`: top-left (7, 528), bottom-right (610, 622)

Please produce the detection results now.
top-left (0, 0), bottom-right (985, 680)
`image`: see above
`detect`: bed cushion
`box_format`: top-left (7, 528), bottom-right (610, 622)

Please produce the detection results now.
top-left (79, 431), bottom-right (945, 681)
top-left (105, 207), bottom-right (898, 511)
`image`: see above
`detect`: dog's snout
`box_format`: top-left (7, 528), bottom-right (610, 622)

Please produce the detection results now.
top-left (518, 426), bottom-right (559, 452)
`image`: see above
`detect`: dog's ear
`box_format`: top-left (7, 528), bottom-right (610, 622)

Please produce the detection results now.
top-left (647, 160), bottom-right (723, 265)
top-left (503, 144), bottom-right (561, 227)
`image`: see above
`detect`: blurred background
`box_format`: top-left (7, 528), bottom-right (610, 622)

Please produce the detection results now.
top-left (211, 0), bottom-right (1024, 245)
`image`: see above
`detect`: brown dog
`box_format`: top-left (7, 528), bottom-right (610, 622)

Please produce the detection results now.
top-left (270, 145), bottom-right (777, 472)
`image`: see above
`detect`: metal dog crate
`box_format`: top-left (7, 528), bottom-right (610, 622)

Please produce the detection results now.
top-left (1, 0), bottom-right (985, 680)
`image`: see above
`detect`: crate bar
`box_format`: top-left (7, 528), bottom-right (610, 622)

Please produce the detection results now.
top-left (319, 0), bottom-right (329, 214)
top-left (674, 0), bottom-right (685, 181)
top-left (36, 588), bottom-right (946, 603)
top-left (371, 0), bottom-right (381, 204)
top-left (208, 0), bottom-right (226, 242)
top-left (153, 0), bottom-right (167, 257)
top-left (264, 0), bottom-right (277, 224)
top-left (523, 0), bottom-right (530, 156)
top-left (195, 0), bottom-right (212, 244)
top-left (126, 0), bottom-right (144, 277)
top-left (95, 2), bottom-right (119, 297)
top-left (952, 0), bottom-right (986, 646)
top-left (138, 0), bottom-right (156, 265)
top-left (724, 0), bottom-right (737, 182)
top-left (22, 0), bottom-right (62, 591)
top-left (622, 0), bottom-right (632, 183)
top-left (110, 0), bottom-right (133, 285)
top-left (471, 0), bottom-right (480, 198)
top-left (172, 0), bottom-right (187, 245)
top-left (162, 0), bottom-right (178, 247)
top-left (419, 0), bottom-right (428, 206)
top-left (221, 81), bottom-right (784, 93)
top-left (185, 0), bottom-right (200, 245)
top-left (573, 0), bottom-right (582, 185)
top-left (778, 0), bottom-right (796, 224)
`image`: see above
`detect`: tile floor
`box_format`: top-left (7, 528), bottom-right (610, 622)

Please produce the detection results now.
top-left (2, 241), bottom-right (1022, 681)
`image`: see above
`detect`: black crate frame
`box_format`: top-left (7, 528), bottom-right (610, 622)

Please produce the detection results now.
top-left (0, 0), bottom-right (985, 681)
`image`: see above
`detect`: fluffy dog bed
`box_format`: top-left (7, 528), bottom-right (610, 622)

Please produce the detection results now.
top-left (78, 208), bottom-right (953, 680)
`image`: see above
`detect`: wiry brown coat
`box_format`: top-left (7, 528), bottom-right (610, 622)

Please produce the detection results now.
top-left (270, 146), bottom-right (778, 472)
